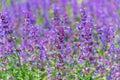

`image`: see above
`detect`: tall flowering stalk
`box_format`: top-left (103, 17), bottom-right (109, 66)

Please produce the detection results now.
top-left (0, 12), bottom-right (15, 54)
top-left (77, 8), bottom-right (93, 56)
top-left (71, 0), bottom-right (79, 19)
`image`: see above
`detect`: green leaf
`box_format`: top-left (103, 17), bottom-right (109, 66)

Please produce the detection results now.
top-left (6, 0), bottom-right (10, 6)
top-left (34, 49), bottom-right (39, 54)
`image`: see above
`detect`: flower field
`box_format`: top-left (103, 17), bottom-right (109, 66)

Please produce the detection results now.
top-left (0, 0), bottom-right (120, 80)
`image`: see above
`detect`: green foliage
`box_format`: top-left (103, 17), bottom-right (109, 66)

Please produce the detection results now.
top-left (0, 55), bottom-right (48, 80)
top-left (36, 13), bottom-right (44, 25)
top-left (6, 0), bottom-right (10, 6)
top-left (74, 68), bottom-right (93, 80)
top-left (15, 37), bottom-right (21, 47)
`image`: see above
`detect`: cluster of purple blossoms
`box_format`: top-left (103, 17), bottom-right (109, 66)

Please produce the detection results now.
top-left (0, 0), bottom-right (120, 80)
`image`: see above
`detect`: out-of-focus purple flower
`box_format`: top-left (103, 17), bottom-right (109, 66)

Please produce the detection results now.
top-left (71, 0), bottom-right (79, 19)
